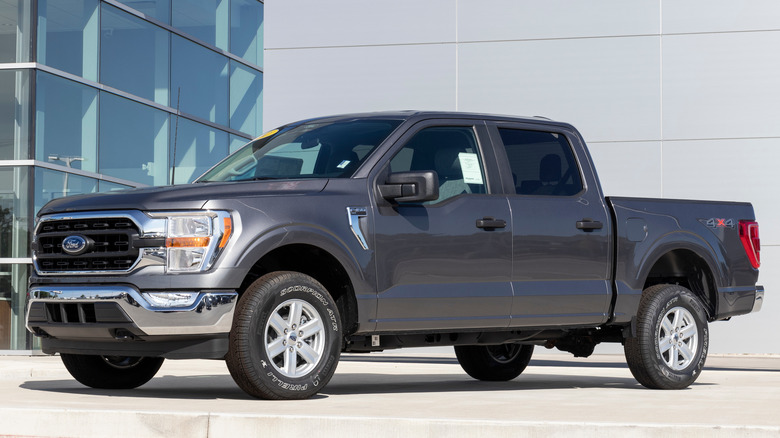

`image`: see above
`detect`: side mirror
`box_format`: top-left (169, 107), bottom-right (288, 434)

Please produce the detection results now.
top-left (379, 171), bottom-right (439, 203)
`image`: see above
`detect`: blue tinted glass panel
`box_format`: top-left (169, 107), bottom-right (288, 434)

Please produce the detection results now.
top-left (170, 117), bottom-right (228, 184)
top-left (115, 0), bottom-right (170, 24)
top-left (101, 4), bottom-right (170, 105)
top-left (0, 70), bottom-right (31, 160)
top-left (171, 35), bottom-right (228, 125)
top-left (34, 168), bottom-right (97, 213)
top-left (35, 72), bottom-right (98, 172)
top-left (0, 0), bottom-right (32, 63)
top-left (37, 0), bottom-right (98, 81)
top-left (99, 93), bottom-right (169, 186)
top-left (172, 0), bottom-right (227, 49)
top-left (230, 0), bottom-right (263, 66)
top-left (229, 134), bottom-right (250, 154)
top-left (0, 166), bottom-right (29, 258)
top-left (229, 62), bottom-right (262, 136)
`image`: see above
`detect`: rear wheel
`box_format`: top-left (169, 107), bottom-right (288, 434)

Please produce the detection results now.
top-left (226, 271), bottom-right (342, 400)
top-left (624, 284), bottom-right (709, 389)
top-left (455, 344), bottom-right (534, 381)
top-left (60, 354), bottom-right (164, 389)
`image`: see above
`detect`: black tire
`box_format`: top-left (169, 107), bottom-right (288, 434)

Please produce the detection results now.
top-left (226, 271), bottom-right (342, 400)
top-left (455, 344), bottom-right (534, 381)
top-left (624, 284), bottom-right (709, 389)
top-left (60, 354), bottom-right (164, 389)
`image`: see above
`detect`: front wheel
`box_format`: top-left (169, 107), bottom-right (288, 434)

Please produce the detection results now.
top-left (455, 344), bottom-right (534, 381)
top-left (226, 271), bottom-right (342, 400)
top-left (624, 284), bottom-right (709, 389)
top-left (60, 354), bottom-right (164, 389)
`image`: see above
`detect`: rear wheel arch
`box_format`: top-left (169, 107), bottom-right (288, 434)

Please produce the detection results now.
top-left (642, 248), bottom-right (719, 320)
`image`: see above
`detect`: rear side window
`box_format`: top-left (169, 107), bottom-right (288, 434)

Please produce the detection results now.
top-left (498, 128), bottom-right (583, 196)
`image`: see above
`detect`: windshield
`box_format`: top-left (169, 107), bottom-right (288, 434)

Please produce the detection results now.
top-left (197, 119), bottom-right (403, 182)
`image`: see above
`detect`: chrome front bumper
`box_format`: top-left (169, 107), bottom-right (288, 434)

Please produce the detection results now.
top-left (26, 286), bottom-right (237, 337)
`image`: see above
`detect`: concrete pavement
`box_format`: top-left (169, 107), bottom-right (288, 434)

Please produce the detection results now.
top-left (0, 350), bottom-right (779, 437)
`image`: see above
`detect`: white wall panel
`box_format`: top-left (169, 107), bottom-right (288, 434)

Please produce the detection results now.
top-left (587, 142), bottom-right (662, 198)
top-left (662, 32), bottom-right (780, 140)
top-left (709, 245), bottom-right (778, 354)
top-left (458, 37), bottom-right (661, 143)
top-left (266, 0), bottom-right (455, 49)
top-left (663, 0), bottom-right (780, 34)
top-left (458, 0), bottom-right (659, 42)
top-left (661, 138), bottom-right (780, 245)
top-left (263, 45), bottom-right (456, 129)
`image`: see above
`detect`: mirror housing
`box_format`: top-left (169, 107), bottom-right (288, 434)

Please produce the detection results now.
top-left (379, 171), bottom-right (439, 203)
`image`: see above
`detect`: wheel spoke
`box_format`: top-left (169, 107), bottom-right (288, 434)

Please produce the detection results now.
top-left (298, 342), bottom-right (320, 365)
top-left (266, 337), bottom-right (286, 358)
top-left (283, 347), bottom-right (297, 375)
top-left (299, 318), bottom-right (324, 339)
top-left (660, 316), bottom-right (674, 335)
top-left (289, 301), bottom-right (303, 327)
top-left (680, 324), bottom-right (697, 341)
top-left (658, 337), bottom-right (673, 354)
top-left (268, 312), bottom-right (288, 336)
top-left (678, 343), bottom-right (694, 362)
top-left (670, 309), bottom-right (681, 331)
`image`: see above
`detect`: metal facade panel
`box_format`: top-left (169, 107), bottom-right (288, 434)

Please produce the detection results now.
top-left (662, 32), bottom-right (780, 140)
top-left (457, 37), bottom-right (661, 143)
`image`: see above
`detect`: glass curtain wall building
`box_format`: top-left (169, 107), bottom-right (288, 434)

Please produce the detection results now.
top-left (0, 0), bottom-right (264, 351)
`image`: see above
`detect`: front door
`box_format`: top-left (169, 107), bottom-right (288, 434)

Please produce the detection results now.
top-left (371, 121), bottom-right (513, 331)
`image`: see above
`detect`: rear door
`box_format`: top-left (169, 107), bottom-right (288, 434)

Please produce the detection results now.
top-left (490, 122), bottom-right (613, 327)
top-left (370, 119), bottom-right (513, 331)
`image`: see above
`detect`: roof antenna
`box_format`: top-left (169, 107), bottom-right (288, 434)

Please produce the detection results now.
top-left (171, 87), bottom-right (181, 185)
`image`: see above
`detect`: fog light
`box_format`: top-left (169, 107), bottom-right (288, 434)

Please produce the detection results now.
top-left (143, 292), bottom-right (199, 308)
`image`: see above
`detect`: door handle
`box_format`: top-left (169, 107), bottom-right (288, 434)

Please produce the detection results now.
top-left (576, 219), bottom-right (603, 231)
top-left (476, 217), bottom-right (506, 229)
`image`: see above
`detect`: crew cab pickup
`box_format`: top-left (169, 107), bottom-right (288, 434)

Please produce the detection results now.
top-left (26, 112), bottom-right (763, 399)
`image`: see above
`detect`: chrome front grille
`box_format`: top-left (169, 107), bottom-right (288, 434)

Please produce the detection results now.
top-left (34, 215), bottom-right (144, 274)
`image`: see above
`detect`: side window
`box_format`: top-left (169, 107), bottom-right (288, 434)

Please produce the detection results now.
top-left (498, 128), bottom-right (583, 196)
top-left (389, 126), bottom-right (486, 203)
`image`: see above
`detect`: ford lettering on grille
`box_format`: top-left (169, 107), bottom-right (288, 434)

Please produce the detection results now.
top-left (62, 235), bottom-right (88, 255)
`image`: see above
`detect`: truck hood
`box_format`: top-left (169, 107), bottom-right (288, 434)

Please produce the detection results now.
top-left (38, 179), bottom-right (329, 216)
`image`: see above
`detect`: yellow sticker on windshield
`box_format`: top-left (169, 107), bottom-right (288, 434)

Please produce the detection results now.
top-left (255, 129), bottom-right (279, 140)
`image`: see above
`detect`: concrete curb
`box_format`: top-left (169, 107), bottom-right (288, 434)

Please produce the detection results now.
top-left (2, 408), bottom-right (779, 438)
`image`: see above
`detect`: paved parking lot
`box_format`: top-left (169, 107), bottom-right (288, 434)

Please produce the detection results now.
top-left (1, 350), bottom-right (779, 437)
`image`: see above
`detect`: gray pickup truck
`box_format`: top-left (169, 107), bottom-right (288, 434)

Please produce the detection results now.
top-left (26, 111), bottom-right (763, 399)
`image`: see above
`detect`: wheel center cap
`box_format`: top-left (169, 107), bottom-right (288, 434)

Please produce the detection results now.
top-left (289, 332), bottom-right (298, 342)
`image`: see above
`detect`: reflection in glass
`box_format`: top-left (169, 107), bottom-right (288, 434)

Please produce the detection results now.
top-left (0, 263), bottom-right (30, 349)
top-left (98, 180), bottom-right (133, 192)
top-left (230, 62), bottom-right (262, 136)
top-left (34, 167), bottom-right (97, 213)
top-left (170, 117), bottom-right (228, 184)
top-left (116, 0), bottom-right (171, 24)
top-left (99, 93), bottom-right (169, 186)
top-left (0, 70), bottom-right (30, 160)
top-left (230, 0), bottom-right (263, 66)
top-left (0, 0), bottom-right (32, 63)
top-left (172, 0), bottom-right (228, 49)
top-left (230, 134), bottom-right (250, 154)
top-left (171, 35), bottom-right (228, 125)
top-left (0, 166), bottom-right (29, 259)
top-left (35, 72), bottom-right (98, 172)
top-left (37, 0), bottom-right (99, 81)
top-left (101, 4), bottom-right (170, 105)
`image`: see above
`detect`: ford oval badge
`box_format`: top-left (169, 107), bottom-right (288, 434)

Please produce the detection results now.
top-left (62, 235), bottom-right (88, 255)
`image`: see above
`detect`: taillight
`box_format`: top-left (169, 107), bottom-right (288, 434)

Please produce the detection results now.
top-left (738, 220), bottom-right (760, 268)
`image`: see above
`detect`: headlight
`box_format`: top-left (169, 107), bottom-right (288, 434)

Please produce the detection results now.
top-left (147, 211), bottom-right (233, 273)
